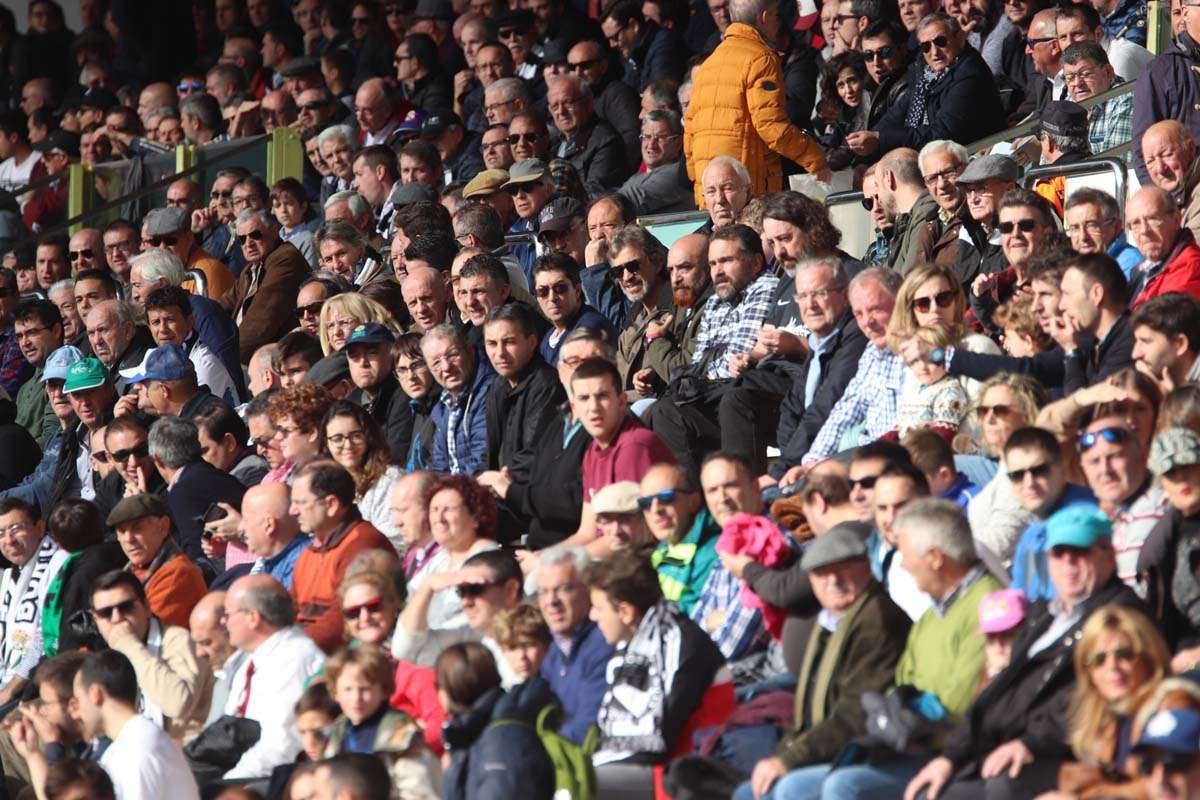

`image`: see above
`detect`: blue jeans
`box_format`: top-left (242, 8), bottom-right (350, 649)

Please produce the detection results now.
top-left (732, 757), bottom-right (926, 800)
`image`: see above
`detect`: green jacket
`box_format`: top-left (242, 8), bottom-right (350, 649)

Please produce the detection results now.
top-left (895, 569), bottom-right (1003, 724)
top-left (887, 190), bottom-right (942, 276)
top-left (616, 286), bottom-right (675, 402)
top-left (642, 287), bottom-right (714, 396)
top-left (779, 582), bottom-right (912, 769)
top-left (651, 507), bottom-right (720, 614)
top-left (16, 367), bottom-right (57, 448)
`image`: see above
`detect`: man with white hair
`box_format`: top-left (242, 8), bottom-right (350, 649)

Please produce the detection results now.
top-left (918, 139), bottom-right (972, 266)
top-left (324, 190), bottom-right (387, 256)
top-left (317, 124), bottom-right (357, 205)
top-left (86, 300), bottom-right (151, 396)
top-left (483, 78), bottom-right (530, 126)
top-left (699, 156), bottom-right (751, 232)
top-left (422, 324), bottom-right (497, 476)
top-left (546, 75), bottom-right (628, 196)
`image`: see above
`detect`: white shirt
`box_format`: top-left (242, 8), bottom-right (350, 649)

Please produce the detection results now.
top-left (222, 626), bottom-right (326, 779)
top-left (0, 150), bottom-right (42, 206)
top-left (1104, 34), bottom-right (1153, 81)
top-left (886, 550), bottom-right (934, 622)
top-left (100, 714), bottom-right (199, 800)
top-left (187, 337), bottom-right (238, 405)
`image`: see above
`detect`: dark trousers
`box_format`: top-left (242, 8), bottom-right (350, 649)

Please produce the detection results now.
top-left (928, 758), bottom-right (1063, 800)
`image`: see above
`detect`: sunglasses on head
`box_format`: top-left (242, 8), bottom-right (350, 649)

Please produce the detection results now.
top-left (110, 442), bottom-right (150, 463)
top-left (636, 488), bottom-right (693, 511)
top-left (69, 249), bottom-right (93, 261)
top-left (457, 581), bottom-right (498, 599)
top-left (998, 219), bottom-right (1037, 234)
top-left (1079, 426), bottom-right (1132, 452)
top-left (235, 230), bottom-right (265, 246)
top-left (911, 290), bottom-right (955, 313)
top-left (92, 598), bottom-right (138, 620)
top-left (919, 35), bottom-right (949, 52)
top-left (610, 258), bottom-right (641, 277)
top-left (342, 598), bottom-right (385, 619)
top-left (1007, 462), bottom-right (1052, 482)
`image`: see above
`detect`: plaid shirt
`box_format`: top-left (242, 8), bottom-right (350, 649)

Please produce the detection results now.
top-left (1086, 79), bottom-right (1133, 159)
top-left (689, 564), bottom-right (763, 660)
top-left (802, 344), bottom-right (905, 463)
top-left (0, 326), bottom-right (31, 397)
top-left (691, 270), bottom-right (780, 379)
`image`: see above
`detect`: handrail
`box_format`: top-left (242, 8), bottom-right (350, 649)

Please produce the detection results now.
top-left (1021, 157), bottom-right (1129, 214)
top-left (635, 210), bottom-right (709, 226)
top-left (966, 81), bottom-right (1137, 154)
top-left (184, 269), bottom-right (208, 299)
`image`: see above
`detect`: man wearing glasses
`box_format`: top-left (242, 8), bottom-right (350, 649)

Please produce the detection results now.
top-left (859, 20), bottom-right (911, 131)
top-left (565, 40), bottom-right (640, 168)
top-left (547, 75), bottom-right (630, 196)
top-left (619, 110), bottom-right (693, 215)
top-left (422, 324), bottom-right (497, 476)
top-left (1126, 186), bottom-right (1200, 307)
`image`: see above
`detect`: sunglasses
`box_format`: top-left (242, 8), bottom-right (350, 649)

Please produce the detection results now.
top-left (977, 404), bottom-right (1014, 418)
top-left (862, 45), bottom-right (894, 61)
top-left (235, 230), bottom-right (265, 246)
top-left (637, 488), bottom-right (693, 510)
top-left (535, 281), bottom-right (572, 298)
top-left (457, 581), bottom-right (498, 599)
top-left (998, 219), bottom-right (1037, 234)
top-left (1007, 462), bottom-right (1053, 482)
top-left (297, 301), bottom-right (324, 317)
top-left (110, 442), bottom-right (150, 463)
top-left (911, 290), bottom-right (955, 313)
top-left (610, 258), bottom-right (641, 277)
top-left (506, 132), bottom-right (541, 145)
top-left (1085, 646), bottom-right (1135, 668)
top-left (342, 598), bottom-right (385, 619)
top-left (177, 81), bottom-right (202, 92)
top-left (861, 195), bottom-right (876, 210)
top-left (919, 35), bottom-right (950, 52)
top-left (211, 189), bottom-right (232, 200)
top-left (568, 59), bottom-right (600, 72)
top-left (92, 450), bottom-right (109, 463)
top-left (1137, 752), bottom-right (1200, 777)
top-left (1079, 426), bottom-right (1132, 451)
top-left (1024, 35), bottom-right (1057, 46)
top-left (498, 27), bottom-right (523, 38)
top-left (145, 235), bottom-right (177, 248)
top-left (505, 183), bottom-right (539, 196)
top-left (69, 249), bottom-right (94, 261)
top-left (849, 475), bottom-right (878, 490)
top-left (92, 598), bottom-right (138, 620)
top-left (298, 101), bottom-right (328, 112)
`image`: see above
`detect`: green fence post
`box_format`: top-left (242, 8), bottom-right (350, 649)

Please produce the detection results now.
top-left (1148, 0), bottom-right (1170, 56)
top-left (67, 163), bottom-right (92, 237)
top-left (267, 127), bottom-right (303, 184)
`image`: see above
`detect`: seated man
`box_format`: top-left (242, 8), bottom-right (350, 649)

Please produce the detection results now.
top-left (240, 483), bottom-right (311, 590)
top-left (906, 505), bottom-right (1146, 800)
top-left (119, 343), bottom-right (228, 421)
top-left (613, 224), bottom-right (675, 402)
top-left (1131, 292), bottom-right (1200, 387)
top-left (1064, 187), bottom-right (1142, 279)
top-left (532, 253), bottom-right (618, 367)
top-left (108, 493), bottom-right (207, 629)
top-left (593, 481), bottom-right (654, 553)
top-left (640, 462), bottom-right (720, 615)
top-left (90, 570), bottom-right (213, 742)
top-left (143, 286), bottom-right (238, 406)
top-left (1141, 121), bottom-right (1200, 244)
top-left (730, 522), bottom-right (912, 800)
top-left (586, 551), bottom-right (730, 795)
top-left (344, 322), bottom-right (410, 462)
top-left (1127, 185), bottom-right (1200, 307)
top-left (422, 324), bottom-right (497, 476)
top-left (1062, 42), bottom-right (1135, 159)
top-left (618, 110), bottom-right (694, 215)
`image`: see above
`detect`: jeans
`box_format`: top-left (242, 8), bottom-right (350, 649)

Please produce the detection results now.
top-left (731, 757), bottom-right (926, 800)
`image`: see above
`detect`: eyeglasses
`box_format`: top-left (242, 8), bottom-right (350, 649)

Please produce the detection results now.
top-left (297, 301), bottom-right (323, 318)
top-left (637, 488), bottom-right (693, 510)
top-left (1137, 752), bottom-right (1200, 777)
top-left (498, 27), bottom-right (523, 39)
top-left (1007, 462), bottom-right (1053, 482)
top-left (110, 442), bottom-right (149, 463)
top-left (568, 59), bottom-right (600, 72)
top-left (342, 598), bottom-right (385, 619)
top-left (351, 15), bottom-right (371, 25)
top-left (145, 235), bottom-right (177, 248)
top-left (610, 259), bottom-right (641, 277)
top-left (210, 189), bottom-right (232, 200)
top-left (273, 423), bottom-right (300, 438)
top-left (327, 430), bottom-right (366, 448)
top-left (92, 598), bottom-right (139, 620)
top-left (849, 475), bottom-right (878, 490)
top-left (1085, 646), bottom-right (1135, 668)
top-left (998, 219), bottom-right (1037, 234)
top-left (69, 249), bottom-right (94, 261)
top-left (639, 133), bottom-right (680, 144)
top-left (0, 521), bottom-right (29, 539)
top-left (833, 13), bottom-right (856, 24)
top-left (14, 326), bottom-right (48, 342)
top-left (536, 582), bottom-right (582, 599)
top-left (795, 289), bottom-right (841, 303)
top-left (923, 165), bottom-right (963, 186)
top-left (232, 195), bottom-right (261, 210)
top-left (1024, 35), bottom-right (1056, 46)
top-left (393, 53), bottom-right (414, 65)
top-left (481, 139), bottom-right (508, 151)
top-left (911, 290), bottom-right (956, 313)
top-left (977, 404), bottom-right (1014, 418)
top-left (535, 281), bottom-right (572, 298)
top-left (506, 132), bottom-right (541, 145)
top-left (862, 45), bottom-right (894, 61)
top-left (919, 35), bottom-right (950, 52)
top-left (104, 240), bottom-right (137, 253)
top-left (235, 230), bottom-right (265, 246)
top-left (1064, 66), bottom-right (1102, 85)
top-left (396, 360), bottom-right (428, 376)
top-left (1079, 426), bottom-right (1132, 452)
top-left (484, 98), bottom-right (516, 115)
top-left (548, 100), bottom-right (582, 113)
top-left (606, 23), bottom-right (627, 44)
top-left (429, 348), bottom-right (465, 371)
top-left (1065, 219), bottom-right (1114, 236)
top-left (457, 581), bottom-right (498, 599)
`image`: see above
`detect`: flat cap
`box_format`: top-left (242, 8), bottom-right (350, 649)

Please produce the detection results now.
top-left (144, 206), bottom-right (189, 237)
top-left (592, 481), bottom-right (641, 515)
top-left (463, 169), bottom-right (509, 198)
top-left (503, 158), bottom-right (547, 186)
top-left (391, 181), bottom-right (438, 206)
top-left (1149, 427), bottom-right (1200, 477)
top-left (800, 521), bottom-right (871, 571)
top-left (956, 154), bottom-right (1021, 185)
top-left (412, 0), bottom-right (454, 19)
top-left (302, 351), bottom-right (350, 387)
top-left (107, 493), bottom-right (170, 528)
top-left (277, 56), bottom-right (321, 78)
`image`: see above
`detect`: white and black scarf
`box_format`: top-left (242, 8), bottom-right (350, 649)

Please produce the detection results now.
top-left (0, 536), bottom-right (68, 685)
top-left (137, 618), bottom-right (166, 728)
top-left (595, 600), bottom-right (682, 759)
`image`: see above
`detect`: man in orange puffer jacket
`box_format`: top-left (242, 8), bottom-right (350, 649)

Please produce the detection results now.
top-left (683, 0), bottom-right (829, 207)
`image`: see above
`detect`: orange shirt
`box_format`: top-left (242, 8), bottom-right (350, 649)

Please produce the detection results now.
top-left (130, 552), bottom-right (207, 629)
top-left (183, 249), bottom-right (236, 300)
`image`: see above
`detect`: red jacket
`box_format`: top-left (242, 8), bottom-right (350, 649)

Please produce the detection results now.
top-left (291, 516), bottom-right (396, 653)
top-left (1134, 232), bottom-right (1200, 308)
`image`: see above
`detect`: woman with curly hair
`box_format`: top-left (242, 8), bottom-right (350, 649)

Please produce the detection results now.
top-left (268, 383), bottom-right (334, 478)
top-left (322, 400), bottom-right (403, 549)
top-left (812, 51), bottom-right (874, 171)
top-left (319, 292), bottom-right (404, 354)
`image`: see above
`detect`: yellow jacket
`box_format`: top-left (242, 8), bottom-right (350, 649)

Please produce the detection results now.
top-left (684, 23), bottom-right (826, 206)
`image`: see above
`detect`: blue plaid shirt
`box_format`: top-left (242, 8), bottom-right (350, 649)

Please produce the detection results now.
top-left (802, 344), bottom-right (905, 463)
top-left (691, 270), bottom-right (780, 379)
top-left (689, 563), bottom-right (763, 660)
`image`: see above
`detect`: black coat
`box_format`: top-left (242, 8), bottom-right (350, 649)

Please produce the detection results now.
top-left (874, 45), bottom-right (1006, 153)
top-left (507, 408), bottom-right (591, 550)
top-left (57, 541), bottom-right (128, 652)
top-left (941, 576), bottom-right (1147, 774)
top-left (401, 72), bottom-right (455, 114)
top-left (625, 22), bottom-right (686, 91)
top-left (1064, 312), bottom-right (1135, 395)
top-left (592, 74), bottom-right (642, 169)
top-left (561, 117), bottom-right (630, 199)
top-left (484, 356), bottom-right (566, 483)
top-left (349, 376), bottom-right (412, 463)
top-left (0, 399), bottom-right (44, 492)
top-left (771, 308), bottom-right (868, 480)
top-left (167, 460), bottom-right (247, 562)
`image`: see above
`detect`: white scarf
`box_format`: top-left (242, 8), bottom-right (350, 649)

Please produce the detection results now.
top-left (0, 536), bottom-right (68, 686)
top-left (137, 618), bottom-right (166, 729)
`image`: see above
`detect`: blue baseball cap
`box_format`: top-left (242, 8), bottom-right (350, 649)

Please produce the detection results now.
top-left (1135, 708), bottom-right (1200, 755)
top-left (345, 322), bottom-right (394, 348)
top-left (119, 344), bottom-right (195, 384)
top-left (1044, 504), bottom-right (1112, 551)
top-left (41, 345), bottom-right (84, 383)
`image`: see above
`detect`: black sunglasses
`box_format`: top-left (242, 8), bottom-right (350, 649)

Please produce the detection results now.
top-left (92, 450), bottom-right (109, 463)
top-left (146, 235), bottom-right (177, 248)
top-left (69, 249), bottom-right (94, 261)
top-left (507, 132), bottom-right (541, 145)
top-left (92, 598), bottom-right (138, 620)
top-left (535, 281), bottom-right (572, 298)
top-left (861, 195), bottom-right (876, 210)
top-left (850, 475), bottom-right (878, 490)
top-left (919, 35), bottom-right (950, 52)
top-left (110, 442), bottom-right (150, 463)
top-left (210, 189), bottom-right (232, 200)
top-left (1138, 752), bottom-right (1200, 777)
top-left (1007, 462), bottom-right (1053, 482)
top-left (298, 101), bottom-right (328, 112)
top-left (637, 488), bottom-right (693, 511)
top-left (297, 301), bottom-right (324, 317)
top-left (999, 219), bottom-right (1038, 234)
top-left (610, 258), bottom-right (641, 277)
top-left (1024, 35), bottom-right (1056, 46)
top-left (568, 59), bottom-right (600, 72)
top-left (235, 230), bottom-right (266, 246)
top-left (457, 581), bottom-right (498, 599)
top-left (862, 45), bottom-right (894, 61)
top-left (911, 290), bottom-right (956, 313)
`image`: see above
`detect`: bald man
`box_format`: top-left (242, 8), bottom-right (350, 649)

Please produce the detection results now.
top-left (401, 266), bottom-right (451, 332)
top-left (355, 78), bottom-right (400, 147)
top-left (189, 591), bottom-right (247, 726)
top-left (566, 39), bottom-right (641, 168)
top-left (1142, 121), bottom-right (1200, 240)
top-left (391, 471), bottom-right (438, 580)
top-left (1012, 9), bottom-right (1064, 122)
top-left (68, 228), bottom-right (106, 273)
top-left (247, 344), bottom-right (282, 397)
top-left (1128, 185), bottom-right (1200, 307)
top-left (240, 483), bottom-right (310, 590)
top-left (138, 82), bottom-right (177, 127)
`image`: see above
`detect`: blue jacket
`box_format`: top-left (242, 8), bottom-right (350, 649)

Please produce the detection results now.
top-left (430, 360), bottom-right (497, 475)
top-left (541, 620), bottom-right (615, 745)
top-left (1010, 485), bottom-right (1098, 601)
top-left (1132, 34), bottom-right (1200, 184)
top-left (443, 679), bottom-right (556, 800)
top-left (580, 263), bottom-right (629, 333)
top-left (0, 425), bottom-right (63, 512)
top-left (1109, 231), bottom-right (1143, 279)
top-left (509, 218), bottom-right (537, 288)
top-left (538, 304), bottom-right (620, 366)
top-left (1101, 0), bottom-right (1146, 46)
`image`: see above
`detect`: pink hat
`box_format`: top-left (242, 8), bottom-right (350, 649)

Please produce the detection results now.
top-left (977, 589), bottom-right (1028, 635)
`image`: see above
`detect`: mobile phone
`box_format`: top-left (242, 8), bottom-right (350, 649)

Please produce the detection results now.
top-left (202, 502), bottom-right (229, 525)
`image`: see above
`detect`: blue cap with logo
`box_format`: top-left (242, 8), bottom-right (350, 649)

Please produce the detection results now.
top-left (41, 345), bottom-right (84, 383)
top-left (345, 322), bottom-right (395, 348)
top-left (1135, 708), bottom-right (1200, 755)
top-left (1044, 504), bottom-right (1112, 551)
top-left (119, 344), bottom-right (195, 385)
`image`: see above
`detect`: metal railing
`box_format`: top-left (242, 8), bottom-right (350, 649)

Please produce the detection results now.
top-left (1022, 157), bottom-right (1130, 215)
top-left (184, 269), bottom-right (209, 299)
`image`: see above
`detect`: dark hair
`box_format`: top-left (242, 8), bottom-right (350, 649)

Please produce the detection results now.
top-left (570, 356), bottom-right (622, 392)
top-left (876, 462), bottom-right (932, 495)
top-left (14, 297), bottom-right (63, 332)
top-left (1064, 252), bottom-right (1128, 305)
top-left (34, 649), bottom-right (88, 703)
top-left (583, 550), bottom-right (662, 615)
top-left (353, 144), bottom-right (399, 183)
top-left (104, 414), bottom-right (148, 444)
top-left (392, 331), bottom-right (424, 363)
top-left (244, 388), bottom-right (277, 420)
top-left (404, 231), bottom-right (459, 271)
top-left (462, 547), bottom-right (523, 592)
top-left (999, 188), bottom-right (1057, 228)
top-left (424, 475), bottom-right (497, 538)
top-left (144, 285), bottom-right (193, 318)
top-left (321, 400), bottom-right (394, 495)
top-left (802, 472), bottom-right (851, 507)
top-left (853, 439), bottom-right (913, 469)
top-left (320, 753), bottom-right (392, 800)
top-left (0, 497), bottom-right (38, 523)
top-left (192, 402), bottom-right (251, 451)
top-left (399, 139), bottom-right (442, 172)
top-left (295, 680), bottom-right (340, 717)
top-left (298, 461), bottom-right (358, 508)
top-left (78, 650), bottom-right (138, 706)
top-left (44, 760), bottom-right (115, 800)
top-left (460, 253), bottom-right (511, 289)
top-left (1055, 2), bottom-right (1102, 31)
top-left (483, 301), bottom-right (539, 338)
top-left (1132, 292), bottom-right (1200, 352)
top-left (1003, 425), bottom-right (1062, 462)
top-left (709, 223), bottom-right (764, 261)
top-left (0, 109), bottom-right (28, 144)
top-left (46, 498), bottom-right (103, 552)
top-left (277, 330), bottom-right (324, 367)
top-left (761, 191), bottom-right (842, 253)
top-left (393, 201), bottom-right (452, 239)
top-left (435, 642), bottom-right (501, 714)
top-left (902, 427), bottom-right (958, 475)
top-left (861, 18), bottom-right (907, 45)
top-left (91, 570), bottom-right (149, 607)
top-left (1060, 40), bottom-right (1110, 68)
top-left (403, 32), bottom-right (440, 70)
top-left (603, 0), bottom-right (644, 25)
top-left (817, 51), bottom-right (872, 121)
top-left (263, 23), bottom-right (303, 58)
top-left (532, 251), bottom-right (582, 284)
top-left (73, 268), bottom-right (118, 298)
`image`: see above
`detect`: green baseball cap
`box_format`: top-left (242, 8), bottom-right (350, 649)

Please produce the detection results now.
top-left (63, 357), bottom-right (109, 394)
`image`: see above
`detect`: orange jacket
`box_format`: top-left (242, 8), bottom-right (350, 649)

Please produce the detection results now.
top-left (131, 553), bottom-right (207, 630)
top-left (291, 517), bottom-right (397, 653)
top-left (684, 23), bottom-right (826, 206)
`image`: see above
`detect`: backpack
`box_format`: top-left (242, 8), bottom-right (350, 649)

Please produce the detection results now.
top-left (491, 703), bottom-right (599, 800)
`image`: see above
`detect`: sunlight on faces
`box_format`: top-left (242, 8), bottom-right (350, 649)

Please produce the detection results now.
top-left (1161, 464), bottom-right (1200, 516)
top-left (848, 279), bottom-right (894, 349)
top-left (390, 477), bottom-right (431, 549)
top-left (1079, 420), bottom-right (1147, 505)
top-left (1006, 445), bottom-right (1066, 514)
top-left (484, 318), bottom-right (537, 380)
top-left (1143, 128), bottom-right (1195, 194)
top-left (0, 508), bottom-right (41, 566)
top-left (999, 205), bottom-right (1047, 268)
top-left (701, 163), bottom-right (749, 229)
top-left (556, 339), bottom-right (609, 399)
top-left (978, 385), bottom-right (1027, 456)
top-left (1066, 202), bottom-right (1118, 254)
top-left (534, 269), bottom-right (583, 326)
top-left (324, 414), bottom-right (368, 473)
top-left (848, 456), bottom-right (886, 522)
top-left (342, 582), bottom-right (394, 647)
top-left (641, 465), bottom-right (698, 543)
top-left (588, 587), bottom-right (635, 645)
top-left (571, 373), bottom-right (625, 444)
top-left (115, 514), bottom-right (170, 569)
top-left (427, 487), bottom-right (478, 550)
top-left (346, 341), bottom-right (392, 391)
top-left (810, 558), bottom-right (872, 614)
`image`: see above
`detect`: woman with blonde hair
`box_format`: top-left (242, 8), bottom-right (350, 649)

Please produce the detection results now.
top-left (338, 569), bottom-right (403, 651)
top-left (319, 292), bottom-right (404, 354)
top-left (1047, 605), bottom-right (1170, 799)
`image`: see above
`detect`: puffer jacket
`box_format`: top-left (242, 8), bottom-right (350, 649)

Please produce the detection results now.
top-left (684, 22), bottom-right (826, 206)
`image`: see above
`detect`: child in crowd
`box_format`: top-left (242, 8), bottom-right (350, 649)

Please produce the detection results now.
top-left (294, 683), bottom-right (340, 763)
top-left (993, 294), bottom-right (1054, 357)
top-left (270, 177), bottom-right (318, 268)
top-left (493, 602), bottom-right (553, 682)
top-left (976, 588), bottom-right (1028, 692)
top-left (903, 428), bottom-right (979, 510)
top-left (894, 326), bottom-right (969, 439)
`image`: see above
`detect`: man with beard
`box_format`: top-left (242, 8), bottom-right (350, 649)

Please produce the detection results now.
top-left (613, 225), bottom-right (675, 403)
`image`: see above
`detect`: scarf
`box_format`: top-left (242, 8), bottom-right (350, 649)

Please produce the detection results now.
top-left (596, 600), bottom-right (682, 757)
top-left (904, 64), bottom-right (949, 129)
top-left (131, 535), bottom-right (182, 586)
top-left (137, 618), bottom-right (166, 728)
top-left (0, 536), bottom-right (69, 685)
